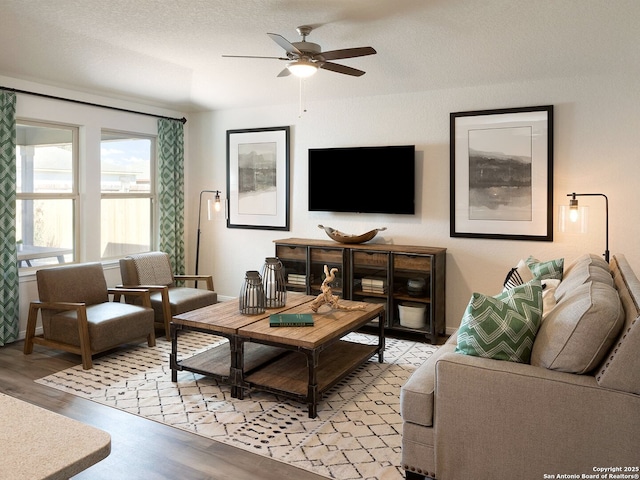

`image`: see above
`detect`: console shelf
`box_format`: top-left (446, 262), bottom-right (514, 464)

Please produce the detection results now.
top-left (274, 238), bottom-right (446, 343)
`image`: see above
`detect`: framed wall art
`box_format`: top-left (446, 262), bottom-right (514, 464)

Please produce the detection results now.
top-left (450, 105), bottom-right (554, 241)
top-left (226, 126), bottom-right (290, 230)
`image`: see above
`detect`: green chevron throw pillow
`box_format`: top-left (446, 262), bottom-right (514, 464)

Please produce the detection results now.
top-left (456, 280), bottom-right (543, 363)
top-left (526, 256), bottom-right (564, 280)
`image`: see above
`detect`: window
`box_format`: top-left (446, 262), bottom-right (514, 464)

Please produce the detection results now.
top-left (100, 131), bottom-right (155, 259)
top-left (16, 121), bottom-right (78, 268)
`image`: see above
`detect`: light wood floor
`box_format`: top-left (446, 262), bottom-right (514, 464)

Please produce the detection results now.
top-left (0, 340), bottom-right (327, 480)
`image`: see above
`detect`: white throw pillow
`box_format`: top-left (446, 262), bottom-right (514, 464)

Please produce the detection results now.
top-left (541, 279), bottom-right (560, 319)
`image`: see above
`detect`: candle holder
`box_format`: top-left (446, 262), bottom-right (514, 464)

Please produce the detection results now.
top-left (261, 257), bottom-right (287, 308)
top-left (239, 270), bottom-right (265, 315)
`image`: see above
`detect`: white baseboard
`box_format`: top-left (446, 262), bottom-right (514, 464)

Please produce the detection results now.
top-left (16, 326), bottom-right (43, 342)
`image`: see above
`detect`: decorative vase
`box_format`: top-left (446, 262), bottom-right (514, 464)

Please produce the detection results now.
top-left (261, 257), bottom-right (287, 308)
top-left (239, 271), bottom-right (265, 315)
top-left (407, 278), bottom-right (426, 296)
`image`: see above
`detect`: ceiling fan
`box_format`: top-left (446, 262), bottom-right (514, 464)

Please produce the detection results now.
top-left (222, 25), bottom-right (376, 78)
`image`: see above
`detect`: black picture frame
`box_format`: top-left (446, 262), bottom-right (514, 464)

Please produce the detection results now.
top-left (450, 105), bottom-right (554, 241)
top-left (226, 126), bottom-right (290, 230)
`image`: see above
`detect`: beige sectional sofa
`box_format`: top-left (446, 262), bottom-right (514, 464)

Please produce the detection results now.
top-left (400, 254), bottom-right (640, 480)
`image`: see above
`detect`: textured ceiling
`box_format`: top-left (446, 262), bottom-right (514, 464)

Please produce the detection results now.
top-left (0, 0), bottom-right (638, 112)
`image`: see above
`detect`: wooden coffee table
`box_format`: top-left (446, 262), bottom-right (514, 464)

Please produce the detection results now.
top-left (170, 294), bottom-right (385, 417)
top-left (238, 298), bottom-right (385, 417)
top-left (170, 294), bottom-right (312, 396)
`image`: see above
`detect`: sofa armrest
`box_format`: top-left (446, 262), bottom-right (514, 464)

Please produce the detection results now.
top-left (174, 274), bottom-right (214, 291)
top-left (434, 352), bottom-right (640, 480)
top-left (27, 300), bottom-right (85, 311)
top-left (108, 287), bottom-right (152, 308)
top-left (24, 301), bottom-right (92, 368)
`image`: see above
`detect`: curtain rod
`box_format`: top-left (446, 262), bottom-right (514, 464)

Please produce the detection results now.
top-left (1, 86), bottom-right (187, 124)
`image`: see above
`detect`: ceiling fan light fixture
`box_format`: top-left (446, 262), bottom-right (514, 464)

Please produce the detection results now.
top-left (287, 59), bottom-right (318, 78)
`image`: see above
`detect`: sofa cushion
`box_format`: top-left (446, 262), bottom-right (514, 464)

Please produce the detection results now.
top-left (128, 252), bottom-right (175, 286)
top-left (531, 281), bottom-right (624, 374)
top-left (555, 255), bottom-right (613, 302)
top-left (527, 256), bottom-right (564, 280)
top-left (563, 253), bottom-right (610, 277)
top-left (148, 287), bottom-right (218, 323)
top-left (48, 302), bottom-right (154, 352)
top-left (37, 262), bottom-right (109, 306)
top-left (455, 280), bottom-right (543, 363)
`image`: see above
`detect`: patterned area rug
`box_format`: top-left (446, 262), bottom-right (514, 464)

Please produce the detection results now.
top-left (36, 332), bottom-right (438, 480)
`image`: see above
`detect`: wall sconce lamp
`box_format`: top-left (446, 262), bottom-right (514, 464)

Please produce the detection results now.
top-left (566, 192), bottom-right (610, 263)
top-left (195, 190), bottom-right (222, 276)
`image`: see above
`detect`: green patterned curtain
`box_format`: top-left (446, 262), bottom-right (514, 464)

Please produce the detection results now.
top-left (0, 91), bottom-right (19, 346)
top-left (157, 118), bottom-right (185, 274)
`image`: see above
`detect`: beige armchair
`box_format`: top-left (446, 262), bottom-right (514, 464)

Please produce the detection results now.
top-left (24, 262), bottom-right (156, 369)
top-left (119, 252), bottom-right (217, 340)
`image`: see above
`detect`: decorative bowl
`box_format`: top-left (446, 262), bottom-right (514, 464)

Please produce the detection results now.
top-left (318, 225), bottom-right (386, 244)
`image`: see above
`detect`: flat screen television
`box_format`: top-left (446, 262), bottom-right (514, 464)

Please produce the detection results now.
top-left (308, 145), bottom-right (415, 214)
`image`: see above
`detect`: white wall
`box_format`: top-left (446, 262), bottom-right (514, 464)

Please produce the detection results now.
top-left (187, 73), bottom-right (640, 333)
top-left (7, 71), bottom-right (639, 338)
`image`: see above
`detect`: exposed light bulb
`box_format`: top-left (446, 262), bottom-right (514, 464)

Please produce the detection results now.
top-left (569, 207), bottom-right (579, 222)
top-left (214, 193), bottom-right (221, 212)
top-left (569, 197), bottom-right (579, 222)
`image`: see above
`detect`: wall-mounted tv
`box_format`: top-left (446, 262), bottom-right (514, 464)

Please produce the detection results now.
top-left (308, 145), bottom-right (415, 214)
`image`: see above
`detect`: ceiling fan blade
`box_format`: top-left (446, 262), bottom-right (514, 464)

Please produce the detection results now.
top-left (267, 33), bottom-right (302, 56)
top-left (320, 62), bottom-right (366, 77)
top-left (222, 55), bottom-right (289, 60)
top-left (277, 68), bottom-right (291, 77)
top-left (315, 47), bottom-right (376, 61)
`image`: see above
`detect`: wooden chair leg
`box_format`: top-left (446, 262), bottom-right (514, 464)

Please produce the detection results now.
top-left (147, 331), bottom-right (156, 347)
top-left (161, 288), bottom-right (172, 341)
top-left (80, 347), bottom-right (93, 370)
top-left (23, 303), bottom-right (40, 354)
top-left (76, 308), bottom-right (93, 369)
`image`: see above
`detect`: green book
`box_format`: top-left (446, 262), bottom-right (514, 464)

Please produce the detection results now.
top-left (269, 313), bottom-right (314, 327)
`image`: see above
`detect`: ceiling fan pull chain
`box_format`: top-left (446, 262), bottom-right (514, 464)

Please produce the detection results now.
top-left (298, 77), bottom-right (308, 117)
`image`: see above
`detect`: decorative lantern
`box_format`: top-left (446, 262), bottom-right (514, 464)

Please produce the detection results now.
top-left (239, 270), bottom-right (265, 315)
top-left (261, 257), bottom-right (287, 308)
